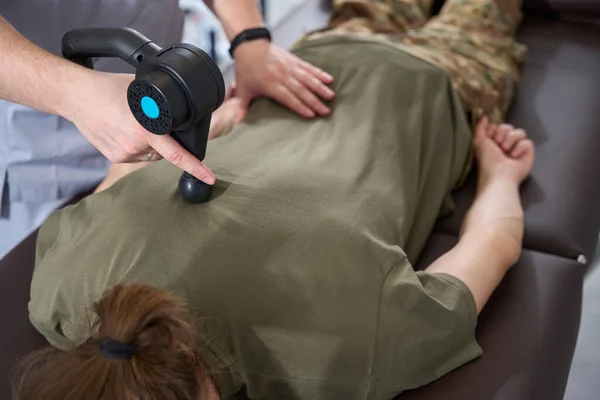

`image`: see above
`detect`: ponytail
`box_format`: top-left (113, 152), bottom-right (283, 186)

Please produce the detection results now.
top-left (12, 284), bottom-right (209, 400)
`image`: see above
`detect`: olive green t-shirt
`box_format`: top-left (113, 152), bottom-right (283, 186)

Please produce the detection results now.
top-left (31, 36), bottom-right (481, 400)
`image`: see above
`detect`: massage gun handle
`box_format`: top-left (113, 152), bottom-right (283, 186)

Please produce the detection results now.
top-left (61, 27), bottom-right (218, 204)
top-left (62, 27), bottom-right (161, 69)
top-left (173, 116), bottom-right (214, 204)
top-left (172, 116), bottom-right (212, 162)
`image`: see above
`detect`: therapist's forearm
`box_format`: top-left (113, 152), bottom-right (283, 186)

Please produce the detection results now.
top-left (0, 16), bottom-right (85, 119)
top-left (212, 0), bottom-right (265, 39)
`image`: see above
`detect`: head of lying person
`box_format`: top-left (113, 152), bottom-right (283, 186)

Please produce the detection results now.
top-left (12, 284), bottom-right (220, 400)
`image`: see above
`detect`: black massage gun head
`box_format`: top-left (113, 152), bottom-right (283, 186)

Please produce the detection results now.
top-left (179, 172), bottom-right (214, 204)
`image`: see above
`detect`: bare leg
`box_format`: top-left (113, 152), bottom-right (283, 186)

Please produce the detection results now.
top-left (425, 116), bottom-right (535, 314)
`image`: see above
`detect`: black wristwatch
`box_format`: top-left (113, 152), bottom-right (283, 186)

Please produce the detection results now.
top-left (229, 27), bottom-right (272, 58)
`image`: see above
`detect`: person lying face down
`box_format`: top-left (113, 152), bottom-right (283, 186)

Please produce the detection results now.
top-left (14, 1), bottom-right (534, 399)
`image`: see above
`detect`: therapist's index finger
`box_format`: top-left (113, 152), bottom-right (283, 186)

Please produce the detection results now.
top-left (148, 135), bottom-right (216, 185)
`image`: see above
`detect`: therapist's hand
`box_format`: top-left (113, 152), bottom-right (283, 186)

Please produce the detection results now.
top-left (232, 40), bottom-right (335, 121)
top-left (66, 71), bottom-right (215, 184)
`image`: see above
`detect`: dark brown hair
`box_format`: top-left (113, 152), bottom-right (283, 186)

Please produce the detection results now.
top-left (12, 284), bottom-right (209, 400)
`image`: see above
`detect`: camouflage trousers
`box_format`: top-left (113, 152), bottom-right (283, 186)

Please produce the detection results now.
top-left (302, 0), bottom-right (527, 126)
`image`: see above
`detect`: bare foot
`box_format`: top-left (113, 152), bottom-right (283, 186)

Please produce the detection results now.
top-left (473, 116), bottom-right (535, 185)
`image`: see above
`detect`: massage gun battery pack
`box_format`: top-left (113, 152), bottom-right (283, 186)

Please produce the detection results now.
top-left (62, 27), bottom-right (226, 203)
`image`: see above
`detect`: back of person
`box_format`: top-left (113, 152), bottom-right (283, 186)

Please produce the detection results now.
top-left (0, 0), bottom-right (184, 258)
top-left (29, 35), bottom-right (479, 399)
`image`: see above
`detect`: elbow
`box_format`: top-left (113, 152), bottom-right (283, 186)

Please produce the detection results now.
top-left (484, 230), bottom-right (523, 267)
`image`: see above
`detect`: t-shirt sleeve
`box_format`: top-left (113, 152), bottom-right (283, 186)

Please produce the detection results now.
top-left (368, 261), bottom-right (483, 399)
top-left (29, 313), bottom-right (88, 351)
top-left (29, 207), bottom-right (93, 350)
top-left (416, 271), bottom-right (479, 337)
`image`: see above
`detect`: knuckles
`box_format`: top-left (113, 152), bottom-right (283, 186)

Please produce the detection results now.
top-left (167, 151), bottom-right (184, 167)
top-left (121, 142), bottom-right (146, 157)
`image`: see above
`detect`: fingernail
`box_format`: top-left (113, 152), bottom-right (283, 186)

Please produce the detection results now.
top-left (322, 72), bottom-right (334, 81)
top-left (325, 88), bottom-right (335, 98)
top-left (204, 175), bottom-right (216, 185)
top-left (320, 107), bottom-right (331, 115)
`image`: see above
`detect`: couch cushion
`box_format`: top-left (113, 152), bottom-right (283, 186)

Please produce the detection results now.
top-left (435, 18), bottom-right (600, 261)
top-left (523, 0), bottom-right (600, 18)
top-left (397, 233), bottom-right (583, 400)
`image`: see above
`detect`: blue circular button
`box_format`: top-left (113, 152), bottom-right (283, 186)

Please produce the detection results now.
top-left (141, 96), bottom-right (160, 119)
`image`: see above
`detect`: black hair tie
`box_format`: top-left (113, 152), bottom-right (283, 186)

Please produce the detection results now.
top-left (99, 338), bottom-right (138, 360)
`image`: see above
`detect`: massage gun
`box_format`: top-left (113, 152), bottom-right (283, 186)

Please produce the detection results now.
top-left (61, 28), bottom-right (225, 204)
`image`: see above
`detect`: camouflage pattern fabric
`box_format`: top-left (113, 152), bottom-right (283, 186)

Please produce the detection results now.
top-left (303, 0), bottom-right (527, 126)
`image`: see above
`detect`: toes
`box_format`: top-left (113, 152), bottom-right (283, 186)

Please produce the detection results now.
top-left (502, 128), bottom-right (527, 152)
top-left (511, 139), bottom-right (534, 158)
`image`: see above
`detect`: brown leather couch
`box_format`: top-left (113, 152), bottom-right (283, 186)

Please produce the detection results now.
top-left (1, 1), bottom-right (600, 399)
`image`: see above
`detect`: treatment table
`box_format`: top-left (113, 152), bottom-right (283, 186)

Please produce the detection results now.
top-left (1, 0), bottom-right (599, 399)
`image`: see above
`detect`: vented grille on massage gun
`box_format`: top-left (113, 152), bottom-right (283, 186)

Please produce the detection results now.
top-left (127, 81), bottom-right (173, 135)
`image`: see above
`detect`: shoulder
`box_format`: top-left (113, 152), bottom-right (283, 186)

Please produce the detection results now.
top-left (30, 162), bottom-right (183, 347)
top-left (30, 201), bottom-right (116, 348)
